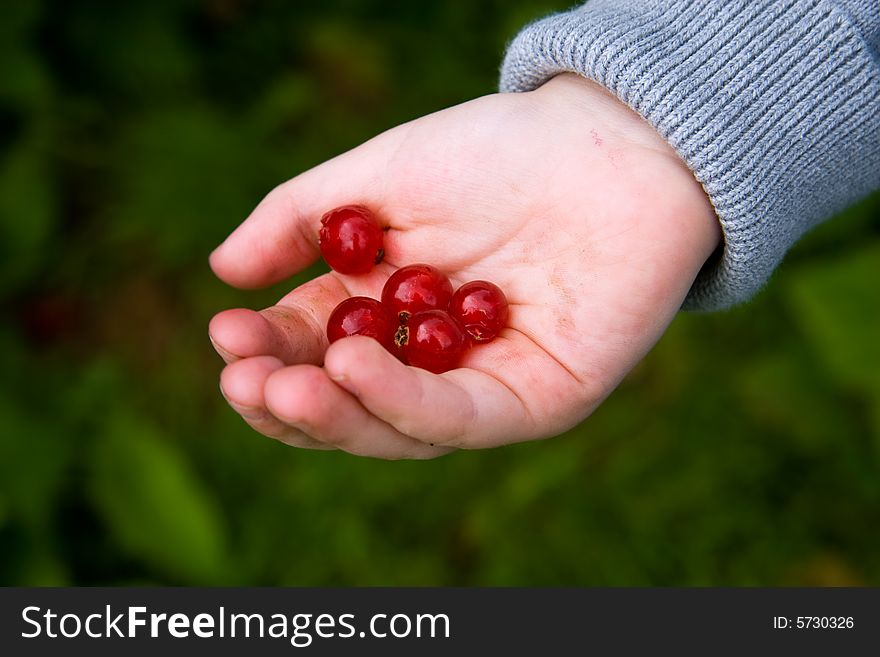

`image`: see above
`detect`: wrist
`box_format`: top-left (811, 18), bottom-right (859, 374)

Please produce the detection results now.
top-left (531, 73), bottom-right (722, 270)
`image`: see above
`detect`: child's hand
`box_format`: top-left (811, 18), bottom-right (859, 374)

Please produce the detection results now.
top-left (209, 74), bottom-right (720, 459)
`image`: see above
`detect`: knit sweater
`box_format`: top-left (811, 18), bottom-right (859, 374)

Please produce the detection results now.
top-left (500, 0), bottom-right (880, 310)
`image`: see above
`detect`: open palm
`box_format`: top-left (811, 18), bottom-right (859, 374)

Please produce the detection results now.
top-left (209, 74), bottom-right (720, 459)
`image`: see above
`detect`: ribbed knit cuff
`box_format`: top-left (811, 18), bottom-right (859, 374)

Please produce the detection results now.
top-left (501, 0), bottom-right (880, 310)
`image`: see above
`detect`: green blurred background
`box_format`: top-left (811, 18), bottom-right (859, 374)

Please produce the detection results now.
top-left (1, 0), bottom-right (878, 586)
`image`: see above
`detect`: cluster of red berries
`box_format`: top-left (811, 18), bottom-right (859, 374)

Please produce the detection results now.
top-left (319, 205), bottom-right (509, 373)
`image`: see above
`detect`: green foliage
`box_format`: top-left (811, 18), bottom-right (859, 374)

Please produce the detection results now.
top-left (0, 0), bottom-right (878, 587)
top-left (0, 137), bottom-right (56, 295)
top-left (786, 244), bottom-right (880, 397)
top-left (88, 412), bottom-right (230, 584)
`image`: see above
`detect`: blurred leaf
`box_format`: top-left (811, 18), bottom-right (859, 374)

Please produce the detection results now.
top-left (15, 548), bottom-right (69, 586)
top-left (0, 397), bottom-right (70, 531)
top-left (736, 350), bottom-right (856, 451)
top-left (0, 137), bottom-right (56, 296)
top-left (247, 74), bottom-right (316, 137)
top-left (781, 553), bottom-right (865, 586)
top-left (88, 412), bottom-right (230, 584)
top-left (108, 105), bottom-right (268, 262)
top-left (785, 242), bottom-right (880, 396)
top-left (49, 1), bottom-right (195, 100)
top-left (0, 1), bottom-right (52, 108)
top-left (306, 21), bottom-right (391, 105)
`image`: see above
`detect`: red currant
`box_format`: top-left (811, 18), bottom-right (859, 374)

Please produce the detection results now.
top-left (318, 205), bottom-right (384, 275)
top-left (326, 297), bottom-right (397, 354)
top-left (381, 264), bottom-right (453, 324)
top-left (395, 310), bottom-right (468, 374)
top-left (449, 280), bottom-right (509, 342)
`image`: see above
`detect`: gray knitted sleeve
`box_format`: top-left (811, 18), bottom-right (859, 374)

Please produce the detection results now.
top-left (500, 0), bottom-right (880, 310)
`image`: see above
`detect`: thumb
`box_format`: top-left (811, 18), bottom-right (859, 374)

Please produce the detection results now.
top-left (209, 134), bottom-right (392, 289)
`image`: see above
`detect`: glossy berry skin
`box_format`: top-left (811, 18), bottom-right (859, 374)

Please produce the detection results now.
top-left (381, 264), bottom-right (453, 324)
top-left (326, 297), bottom-right (397, 354)
top-left (396, 310), bottom-right (469, 374)
top-left (318, 205), bottom-right (384, 275)
top-left (449, 280), bottom-right (509, 342)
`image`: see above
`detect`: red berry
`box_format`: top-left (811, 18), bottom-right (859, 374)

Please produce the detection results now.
top-left (326, 297), bottom-right (396, 354)
top-left (381, 264), bottom-right (453, 324)
top-left (449, 280), bottom-right (509, 342)
top-left (395, 310), bottom-right (468, 374)
top-left (318, 205), bottom-right (384, 274)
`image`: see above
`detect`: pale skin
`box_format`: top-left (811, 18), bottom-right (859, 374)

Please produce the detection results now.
top-left (208, 73), bottom-right (721, 459)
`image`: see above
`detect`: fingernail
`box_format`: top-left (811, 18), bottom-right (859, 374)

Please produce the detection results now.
top-left (209, 333), bottom-right (238, 363)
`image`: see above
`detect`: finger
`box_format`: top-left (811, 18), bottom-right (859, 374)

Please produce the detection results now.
top-left (209, 272), bottom-right (365, 366)
top-left (263, 363), bottom-right (451, 460)
top-left (323, 336), bottom-right (535, 449)
top-left (209, 138), bottom-right (393, 289)
top-left (211, 268), bottom-right (398, 366)
top-left (209, 303), bottom-right (326, 366)
top-left (220, 356), bottom-right (333, 450)
top-left (209, 309), bottom-right (283, 364)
